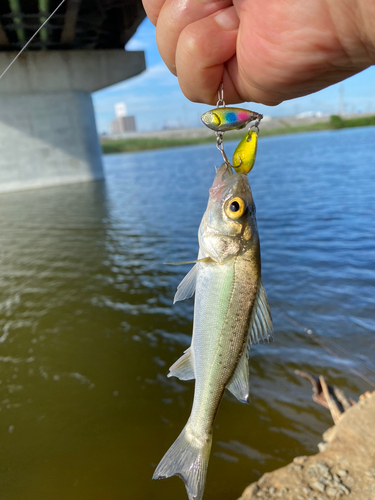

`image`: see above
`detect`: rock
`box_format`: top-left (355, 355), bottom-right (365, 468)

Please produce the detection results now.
top-left (238, 391), bottom-right (375, 500)
top-left (326, 486), bottom-right (338, 497)
top-left (239, 484), bottom-right (259, 499)
top-left (307, 462), bottom-right (330, 476)
top-left (310, 481), bottom-right (325, 493)
top-left (337, 470), bottom-right (348, 479)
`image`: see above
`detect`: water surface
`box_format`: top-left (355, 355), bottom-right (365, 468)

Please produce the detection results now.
top-left (0, 127), bottom-right (374, 500)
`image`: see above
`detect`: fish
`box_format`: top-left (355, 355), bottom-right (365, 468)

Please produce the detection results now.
top-left (232, 129), bottom-right (258, 174)
top-left (153, 163), bottom-right (273, 500)
top-left (201, 107), bottom-right (263, 132)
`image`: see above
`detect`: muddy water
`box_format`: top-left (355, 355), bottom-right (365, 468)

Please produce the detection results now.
top-left (0, 127), bottom-right (374, 500)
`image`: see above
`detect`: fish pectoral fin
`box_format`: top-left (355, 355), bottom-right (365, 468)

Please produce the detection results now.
top-left (173, 264), bottom-right (198, 304)
top-left (165, 257), bottom-right (212, 265)
top-left (226, 350), bottom-right (250, 404)
top-left (168, 347), bottom-right (195, 380)
top-left (248, 280), bottom-right (273, 346)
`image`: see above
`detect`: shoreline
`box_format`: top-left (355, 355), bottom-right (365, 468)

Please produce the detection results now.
top-left (238, 391), bottom-right (375, 500)
top-left (101, 114), bottom-right (375, 154)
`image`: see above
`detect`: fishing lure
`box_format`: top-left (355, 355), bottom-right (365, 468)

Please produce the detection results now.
top-left (201, 107), bottom-right (262, 132)
top-left (232, 129), bottom-right (258, 174)
top-left (203, 84), bottom-right (262, 170)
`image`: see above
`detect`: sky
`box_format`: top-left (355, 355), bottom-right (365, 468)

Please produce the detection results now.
top-left (92, 17), bottom-right (375, 134)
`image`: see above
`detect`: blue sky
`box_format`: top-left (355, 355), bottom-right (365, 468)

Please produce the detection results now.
top-left (93, 17), bottom-right (375, 134)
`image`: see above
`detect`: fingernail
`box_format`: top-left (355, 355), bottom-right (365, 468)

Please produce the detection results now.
top-left (215, 7), bottom-right (239, 31)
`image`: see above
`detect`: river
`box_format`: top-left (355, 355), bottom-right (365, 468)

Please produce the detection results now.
top-left (0, 127), bottom-right (374, 500)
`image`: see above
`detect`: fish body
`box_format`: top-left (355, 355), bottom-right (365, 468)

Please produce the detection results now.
top-left (233, 130), bottom-right (258, 174)
top-left (201, 107), bottom-right (262, 132)
top-left (153, 164), bottom-right (273, 500)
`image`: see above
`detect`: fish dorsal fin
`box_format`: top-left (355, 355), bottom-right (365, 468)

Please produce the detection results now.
top-left (248, 281), bottom-right (273, 346)
top-left (168, 347), bottom-right (195, 380)
top-left (173, 265), bottom-right (198, 304)
top-left (226, 349), bottom-right (249, 404)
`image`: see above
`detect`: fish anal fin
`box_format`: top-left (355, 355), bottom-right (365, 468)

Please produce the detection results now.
top-left (226, 351), bottom-right (249, 404)
top-left (173, 264), bottom-right (197, 304)
top-left (168, 347), bottom-right (195, 381)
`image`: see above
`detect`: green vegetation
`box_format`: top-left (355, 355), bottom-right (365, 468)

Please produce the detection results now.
top-left (260, 120), bottom-right (330, 137)
top-left (101, 135), bottom-right (214, 154)
top-left (101, 114), bottom-right (375, 154)
top-left (330, 114), bottom-right (375, 129)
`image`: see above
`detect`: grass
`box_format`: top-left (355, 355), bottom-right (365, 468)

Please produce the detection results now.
top-left (101, 115), bottom-right (375, 154)
top-left (101, 135), bottom-right (215, 154)
top-left (329, 114), bottom-right (375, 129)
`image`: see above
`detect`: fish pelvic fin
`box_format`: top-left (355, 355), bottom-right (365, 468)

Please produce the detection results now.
top-left (153, 424), bottom-right (212, 500)
top-left (168, 347), bottom-right (195, 380)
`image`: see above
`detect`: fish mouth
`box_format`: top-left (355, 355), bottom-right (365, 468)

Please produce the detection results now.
top-left (209, 163), bottom-right (247, 199)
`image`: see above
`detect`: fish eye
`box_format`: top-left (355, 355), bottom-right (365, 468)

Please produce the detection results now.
top-left (202, 111), bottom-right (220, 126)
top-left (224, 197), bottom-right (246, 219)
top-left (210, 112), bottom-right (220, 125)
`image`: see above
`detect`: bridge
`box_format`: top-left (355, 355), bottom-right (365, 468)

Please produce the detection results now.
top-left (0, 0), bottom-right (146, 192)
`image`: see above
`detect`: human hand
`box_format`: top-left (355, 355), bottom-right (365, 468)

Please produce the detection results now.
top-left (142, 0), bottom-right (375, 106)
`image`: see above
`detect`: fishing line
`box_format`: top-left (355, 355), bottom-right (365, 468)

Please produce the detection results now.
top-left (276, 310), bottom-right (375, 388)
top-left (0, 0), bottom-right (66, 82)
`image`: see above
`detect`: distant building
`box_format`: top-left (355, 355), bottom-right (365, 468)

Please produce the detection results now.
top-left (110, 115), bottom-right (136, 134)
top-left (115, 102), bottom-right (127, 117)
top-left (110, 101), bottom-right (136, 134)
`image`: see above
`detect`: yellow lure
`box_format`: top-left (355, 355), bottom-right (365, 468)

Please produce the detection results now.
top-left (232, 130), bottom-right (258, 174)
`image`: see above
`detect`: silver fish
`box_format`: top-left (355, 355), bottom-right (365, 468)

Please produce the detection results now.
top-left (153, 163), bottom-right (273, 500)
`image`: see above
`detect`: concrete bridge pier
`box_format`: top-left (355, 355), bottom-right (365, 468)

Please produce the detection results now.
top-left (0, 49), bottom-right (145, 193)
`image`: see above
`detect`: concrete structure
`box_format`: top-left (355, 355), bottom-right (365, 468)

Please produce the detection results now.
top-left (0, 0), bottom-right (146, 192)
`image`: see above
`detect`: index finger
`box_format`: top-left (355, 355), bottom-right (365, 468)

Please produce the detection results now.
top-left (156, 0), bottom-right (233, 74)
top-left (142, 0), bottom-right (166, 25)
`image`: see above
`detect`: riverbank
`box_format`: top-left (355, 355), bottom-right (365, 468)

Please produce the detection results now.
top-left (238, 391), bottom-right (375, 500)
top-left (101, 114), bottom-right (375, 154)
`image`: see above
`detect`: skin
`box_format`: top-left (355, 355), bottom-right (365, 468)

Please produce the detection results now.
top-left (142, 0), bottom-right (375, 106)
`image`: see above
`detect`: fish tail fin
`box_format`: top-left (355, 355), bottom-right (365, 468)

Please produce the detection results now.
top-left (153, 424), bottom-right (212, 500)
